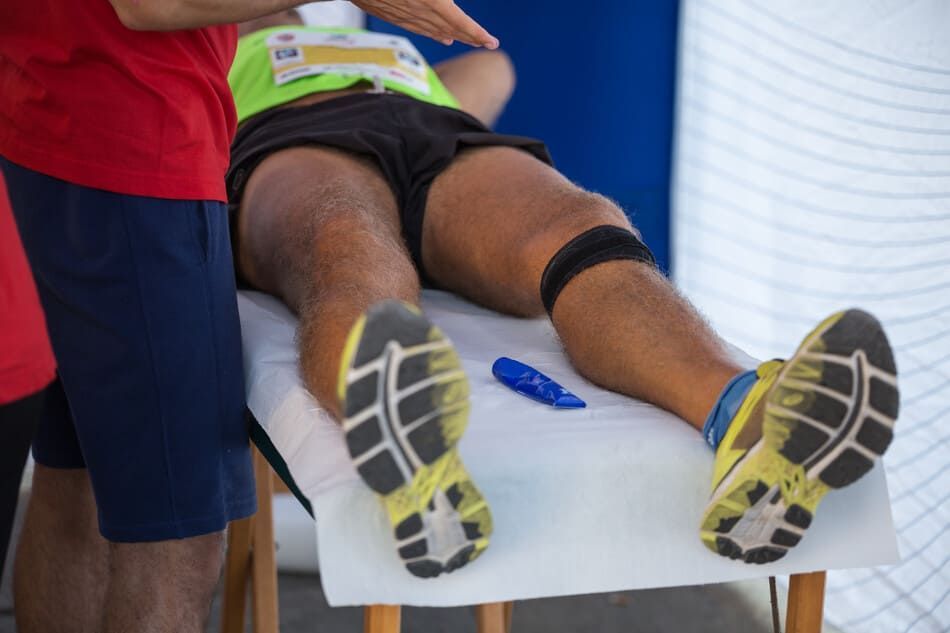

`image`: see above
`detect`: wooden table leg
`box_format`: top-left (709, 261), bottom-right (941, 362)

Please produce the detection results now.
top-left (251, 447), bottom-right (279, 633)
top-left (221, 516), bottom-right (253, 633)
top-left (475, 602), bottom-right (513, 633)
top-left (786, 572), bottom-right (826, 633)
top-left (364, 605), bottom-right (401, 633)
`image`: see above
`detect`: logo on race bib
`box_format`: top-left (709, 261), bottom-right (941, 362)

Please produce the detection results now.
top-left (396, 50), bottom-right (422, 69)
top-left (271, 46), bottom-right (303, 68)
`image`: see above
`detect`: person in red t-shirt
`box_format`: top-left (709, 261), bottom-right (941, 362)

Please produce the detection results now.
top-left (0, 1), bottom-right (496, 631)
top-left (0, 172), bottom-right (56, 577)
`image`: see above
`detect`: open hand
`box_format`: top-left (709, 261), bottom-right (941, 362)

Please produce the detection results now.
top-left (350, 0), bottom-right (499, 49)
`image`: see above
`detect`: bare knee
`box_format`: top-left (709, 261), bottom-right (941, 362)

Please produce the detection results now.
top-left (303, 206), bottom-right (421, 305)
top-left (292, 208), bottom-right (421, 413)
top-left (518, 190), bottom-right (635, 310)
top-left (523, 190), bottom-right (632, 264)
top-left (101, 532), bottom-right (224, 632)
top-left (109, 531), bottom-right (225, 596)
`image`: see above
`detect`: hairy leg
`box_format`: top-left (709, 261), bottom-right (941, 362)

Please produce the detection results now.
top-left (16, 466), bottom-right (225, 633)
top-left (425, 147), bottom-right (898, 566)
top-left (239, 146), bottom-right (492, 576)
top-left (100, 533), bottom-right (224, 633)
top-left (423, 147), bottom-right (743, 428)
top-left (237, 146), bottom-right (420, 418)
top-left (14, 466), bottom-right (108, 633)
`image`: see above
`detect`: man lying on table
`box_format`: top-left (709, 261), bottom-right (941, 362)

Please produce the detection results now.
top-left (227, 11), bottom-right (900, 578)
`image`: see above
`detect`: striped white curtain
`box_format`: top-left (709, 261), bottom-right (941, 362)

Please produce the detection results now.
top-left (672, 2), bottom-right (950, 632)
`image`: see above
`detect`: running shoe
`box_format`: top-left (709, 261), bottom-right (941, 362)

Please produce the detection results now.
top-left (338, 300), bottom-right (492, 577)
top-left (700, 309), bottom-right (899, 563)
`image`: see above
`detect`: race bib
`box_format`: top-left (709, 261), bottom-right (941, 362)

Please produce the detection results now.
top-left (265, 30), bottom-right (431, 95)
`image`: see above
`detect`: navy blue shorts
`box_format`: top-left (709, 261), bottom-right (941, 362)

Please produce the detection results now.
top-left (1, 157), bottom-right (256, 542)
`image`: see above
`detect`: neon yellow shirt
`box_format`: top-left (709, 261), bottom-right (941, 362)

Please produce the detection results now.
top-left (229, 26), bottom-right (460, 123)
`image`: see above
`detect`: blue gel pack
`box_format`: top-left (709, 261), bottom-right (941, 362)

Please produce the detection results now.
top-left (491, 357), bottom-right (586, 409)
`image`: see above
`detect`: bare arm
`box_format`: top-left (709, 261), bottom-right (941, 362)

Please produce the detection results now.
top-left (107, 0), bottom-right (304, 31)
top-left (434, 50), bottom-right (515, 128)
top-left (108, 0), bottom-right (497, 49)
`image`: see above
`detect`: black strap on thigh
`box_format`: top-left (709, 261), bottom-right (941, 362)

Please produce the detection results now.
top-left (539, 224), bottom-right (656, 316)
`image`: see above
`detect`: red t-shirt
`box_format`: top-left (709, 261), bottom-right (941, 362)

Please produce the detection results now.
top-left (0, 1), bottom-right (237, 201)
top-left (0, 173), bottom-right (56, 405)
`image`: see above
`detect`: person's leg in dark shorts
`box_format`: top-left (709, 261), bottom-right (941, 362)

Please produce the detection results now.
top-left (227, 96), bottom-right (554, 577)
top-left (0, 170), bottom-right (56, 576)
top-left (233, 144), bottom-right (490, 579)
top-left (232, 94), bottom-right (898, 570)
top-left (14, 379), bottom-right (109, 632)
top-left (2, 157), bottom-right (256, 633)
top-left (421, 144), bottom-right (897, 564)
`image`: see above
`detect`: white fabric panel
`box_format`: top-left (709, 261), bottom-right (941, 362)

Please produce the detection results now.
top-left (673, 2), bottom-right (950, 632)
top-left (298, 2), bottom-right (364, 28)
top-left (238, 289), bottom-right (898, 607)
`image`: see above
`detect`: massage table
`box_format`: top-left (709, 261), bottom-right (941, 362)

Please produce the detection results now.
top-left (221, 289), bottom-right (899, 632)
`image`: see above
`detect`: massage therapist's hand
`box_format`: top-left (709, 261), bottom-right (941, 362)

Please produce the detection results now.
top-left (351, 0), bottom-right (499, 48)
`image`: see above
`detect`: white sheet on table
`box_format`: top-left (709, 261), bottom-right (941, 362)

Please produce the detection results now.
top-left (238, 289), bottom-right (899, 607)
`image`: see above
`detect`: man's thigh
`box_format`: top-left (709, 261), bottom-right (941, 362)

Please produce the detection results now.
top-left (236, 145), bottom-right (407, 310)
top-left (1, 158), bottom-right (256, 542)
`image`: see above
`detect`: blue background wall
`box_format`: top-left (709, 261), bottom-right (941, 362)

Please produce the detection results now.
top-left (369, 1), bottom-right (680, 271)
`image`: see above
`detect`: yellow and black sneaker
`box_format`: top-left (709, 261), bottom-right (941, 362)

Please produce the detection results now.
top-left (338, 300), bottom-right (492, 578)
top-left (700, 309), bottom-right (899, 564)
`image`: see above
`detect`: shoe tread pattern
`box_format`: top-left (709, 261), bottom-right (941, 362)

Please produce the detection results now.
top-left (341, 301), bottom-right (492, 577)
top-left (702, 309), bottom-right (898, 564)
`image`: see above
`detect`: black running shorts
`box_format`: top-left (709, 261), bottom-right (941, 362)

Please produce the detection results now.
top-left (226, 92), bottom-right (552, 278)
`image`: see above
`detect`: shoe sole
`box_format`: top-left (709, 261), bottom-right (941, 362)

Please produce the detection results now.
top-left (339, 300), bottom-right (492, 578)
top-left (701, 309), bottom-right (899, 564)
